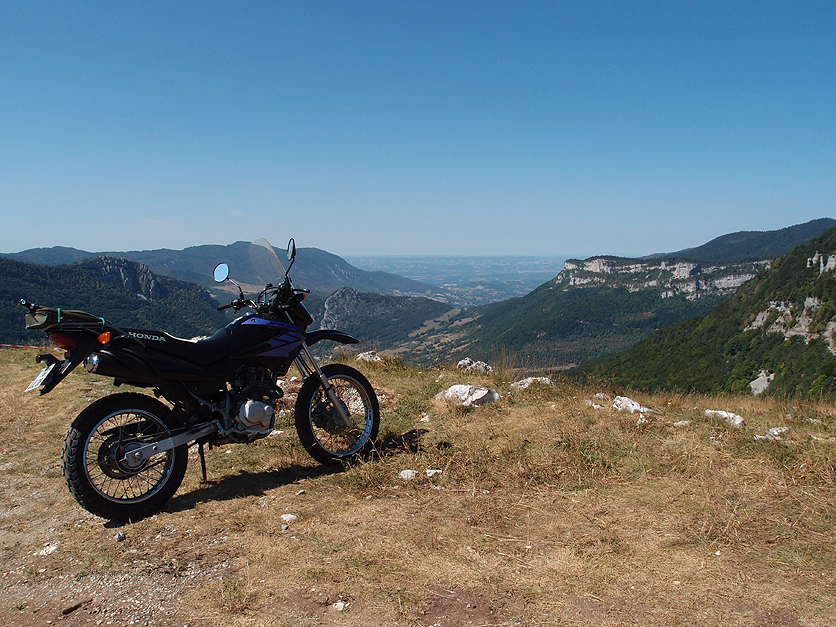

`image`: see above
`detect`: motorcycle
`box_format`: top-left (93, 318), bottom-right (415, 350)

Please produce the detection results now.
top-left (20, 238), bottom-right (380, 520)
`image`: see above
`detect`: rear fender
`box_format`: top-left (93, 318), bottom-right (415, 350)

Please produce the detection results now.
top-left (35, 340), bottom-right (97, 395)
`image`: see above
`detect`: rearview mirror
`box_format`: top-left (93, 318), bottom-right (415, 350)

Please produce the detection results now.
top-left (287, 238), bottom-right (296, 263)
top-left (213, 263), bottom-right (230, 283)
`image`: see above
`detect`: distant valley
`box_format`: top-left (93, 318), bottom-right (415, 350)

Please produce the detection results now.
top-left (345, 255), bottom-right (567, 306)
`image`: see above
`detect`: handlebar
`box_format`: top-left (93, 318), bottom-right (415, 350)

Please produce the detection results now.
top-left (215, 271), bottom-right (309, 315)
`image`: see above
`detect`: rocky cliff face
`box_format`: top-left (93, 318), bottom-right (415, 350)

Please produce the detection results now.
top-left (556, 256), bottom-right (770, 300)
top-left (743, 250), bottom-right (836, 355)
top-left (319, 287), bottom-right (364, 330)
top-left (84, 257), bottom-right (166, 299)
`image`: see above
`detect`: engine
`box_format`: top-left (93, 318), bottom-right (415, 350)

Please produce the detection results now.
top-left (236, 399), bottom-right (274, 430)
top-left (226, 364), bottom-right (282, 441)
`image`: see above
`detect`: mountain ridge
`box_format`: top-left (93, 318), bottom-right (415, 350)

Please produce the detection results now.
top-left (2, 242), bottom-right (438, 300)
top-left (645, 217), bottom-right (836, 264)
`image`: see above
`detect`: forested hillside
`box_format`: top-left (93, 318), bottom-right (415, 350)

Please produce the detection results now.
top-left (0, 257), bottom-right (228, 345)
top-left (418, 283), bottom-right (725, 366)
top-left (576, 226), bottom-right (836, 398)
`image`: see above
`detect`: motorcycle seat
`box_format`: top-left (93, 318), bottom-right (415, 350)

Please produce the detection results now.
top-left (122, 326), bottom-right (232, 364)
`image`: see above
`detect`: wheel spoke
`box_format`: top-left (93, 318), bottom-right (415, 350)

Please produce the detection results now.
top-left (83, 409), bottom-right (175, 503)
top-left (308, 375), bottom-right (374, 456)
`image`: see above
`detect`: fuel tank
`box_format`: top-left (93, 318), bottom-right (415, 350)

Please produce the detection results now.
top-left (227, 315), bottom-right (306, 375)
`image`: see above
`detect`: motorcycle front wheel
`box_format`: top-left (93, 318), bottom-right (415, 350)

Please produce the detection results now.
top-left (295, 364), bottom-right (380, 465)
top-left (62, 393), bottom-right (188, 520)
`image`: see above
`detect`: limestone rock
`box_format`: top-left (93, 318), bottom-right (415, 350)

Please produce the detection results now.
top-left (456, 358), bottom-right (493, 374)
top-left (749, 370), bottom-right (775, 395)
top-left (754, 426), bottom-right (789, 442)
top-left (613, 396), bottom-right (653, 414)
top-left (356, 351), bottom-right (383, 363)
top-left (435, 384), bottom-right (500, 407)
top-left (705, 409), bottom-right (745, 429)
top-left (511, 377), bottom-right (554, 390)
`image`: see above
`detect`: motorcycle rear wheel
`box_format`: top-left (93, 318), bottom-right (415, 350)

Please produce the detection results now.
top-left (295, 364), bottom-right (380, 465)
top-left (62, 393), bottom-right (188, 520)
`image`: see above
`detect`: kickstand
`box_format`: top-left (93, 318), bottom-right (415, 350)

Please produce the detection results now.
top-left (198, 442), bottom-right (208, 483)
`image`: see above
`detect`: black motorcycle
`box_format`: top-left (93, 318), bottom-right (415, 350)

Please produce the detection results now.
top-left (21, 238), bottom-right (380, 520)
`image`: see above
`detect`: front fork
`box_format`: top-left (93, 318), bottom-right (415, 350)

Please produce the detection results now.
top-left (294, 342), bottom-right (352, 428)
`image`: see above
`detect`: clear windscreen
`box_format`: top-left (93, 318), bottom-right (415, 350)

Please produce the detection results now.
top-left (248, 238), bottom-right (285, 285)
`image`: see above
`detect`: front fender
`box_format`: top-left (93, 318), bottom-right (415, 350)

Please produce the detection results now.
top-left (305, 330), bottom-right (359, 346)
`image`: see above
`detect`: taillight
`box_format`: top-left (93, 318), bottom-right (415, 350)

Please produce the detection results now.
top-left (50, 332), bottom-right (78, 350)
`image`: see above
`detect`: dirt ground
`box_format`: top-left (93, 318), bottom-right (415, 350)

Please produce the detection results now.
top-left (2, 348), bottom-right (835, 626)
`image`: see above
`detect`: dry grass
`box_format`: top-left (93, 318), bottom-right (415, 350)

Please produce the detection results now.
top-left (1, 347), bottom-right (835, 626)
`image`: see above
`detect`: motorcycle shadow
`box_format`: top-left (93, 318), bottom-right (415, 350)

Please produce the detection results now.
top-left (167, 463), bottom-right (342, 514)
top-left (159, 429), bottom-right (447, 517)
top-left (375, 428), bottom-right (431, 455)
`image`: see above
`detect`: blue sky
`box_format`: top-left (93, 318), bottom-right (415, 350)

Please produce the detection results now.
top-left (1, 2), bottom-right (833, 257)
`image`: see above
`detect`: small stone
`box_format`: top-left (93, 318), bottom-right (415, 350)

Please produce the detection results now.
top-left (425, 469), bottom-right (442, 477)
top-left (511, 377), bottom-right (554, 390)
top-left (61, 598), bottom-right (92, 615)
top-left (456, 357), bottom-right (493, 373)
top-left (754, 426), bottom-right (790, 442)
top-left (332, 601), bottom-right (346, 611)
top-left (34, 541), bottom-right (59, 557)
top-left (419, 412), bottom-right (430, 422)
top-left (281, 514), bottom-right (298, 523)
top-left (281, 524), bottom-right (289, 532)
top-left (435, 384), bottom-right (500, 407)
top-left (613, 396), bottom-right (653, 414)
top-left (673, 420), bottom-right (691, 428)
top-left (356, 351), bottom-right (383, 363)
top-left (399, 469), bottom-right (418, 480)
top-left (115, 531), bottom-right (126, 542)
top-left (705, 409), bottom-right (745, 429)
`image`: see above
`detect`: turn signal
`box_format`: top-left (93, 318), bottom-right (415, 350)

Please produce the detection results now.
top-left (98, 331), bottom-right (111, 344)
